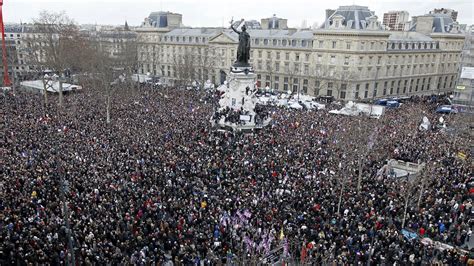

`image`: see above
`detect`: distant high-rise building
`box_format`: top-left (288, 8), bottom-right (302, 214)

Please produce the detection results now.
top-left (383, 11), bottom-right (409, 31)
top-left (142, 11), bottom-right (183, 29)
top-left (429, 8), bottom-right (458, 22)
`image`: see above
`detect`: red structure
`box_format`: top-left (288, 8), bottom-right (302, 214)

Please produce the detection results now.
top-left (0, 0), bottom-right (11, 87)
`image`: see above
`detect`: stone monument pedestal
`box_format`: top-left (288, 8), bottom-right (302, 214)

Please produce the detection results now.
top-left (211, 66), bottom-right (271, 131)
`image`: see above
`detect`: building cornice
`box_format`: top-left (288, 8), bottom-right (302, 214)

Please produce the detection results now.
top-left (135, 27), bottom-right (171, 33)
top-left (429, 33), bottom-right (465, 39)
top-left (313, 30), bottom-right (391, 38)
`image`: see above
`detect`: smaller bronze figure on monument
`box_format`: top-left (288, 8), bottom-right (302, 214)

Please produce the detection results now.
top-left (230, 18), bottom-right (251, 67)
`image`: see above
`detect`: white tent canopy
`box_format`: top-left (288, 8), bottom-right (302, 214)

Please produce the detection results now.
top-left (329, 101), bottom-right (384, 119)
top-left (20, 80), bottom-right (82, 93)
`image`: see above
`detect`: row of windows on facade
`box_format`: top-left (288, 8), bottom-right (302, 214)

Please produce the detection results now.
top-left (141, 46), bottom-right (460, 67)
top-left (4, 33), bottom-right (21, 38)
top-left (251, 52), bottom-right (460, 66)
top-left (143, 56), bottom-right (458, 78)
top-left (153, 38), bottom-right (387, 50)
top-left (142, 48), bottom-right (460, 76)
top-left (3, 66), bottom-right (28, 70)
top-left (141, 60), bottom-right (455, 91)
top-left (139, 70), bottom-right (455, 98)
top-left (143, 59), bottom-right (456, 80)
top-left (256, 74), bottom-right (454, 87)
top-left (251, 74), bottom-right (456, 99)
top-left (253, 38), bottom-right (311, 48)
top-left (7, 34), bottom-right (60, 40)
top-left (162, 36), bottom-right (209, 43)
top-left (160, 34), bottom-right (313, 48)
top-left (160, 37), bottom-right (456, 51)
top-left (252, 61), bottom-right (457, 77)
top-left (317, 40), bottom-right (462, 51)
top-left (387, 41), bottom-right (439, 50)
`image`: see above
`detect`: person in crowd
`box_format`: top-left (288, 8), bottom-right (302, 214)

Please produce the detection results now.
top-left (1, 87), bottom-right (472, 265)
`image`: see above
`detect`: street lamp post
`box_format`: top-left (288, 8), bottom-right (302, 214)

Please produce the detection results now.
top-left (336, 162), bottom-right (345, 215)
top-left (357, 119), bottom-right (363, 193)
top-left (42, 73), bottom-right (51, 106)
top-left (401, 182), bottom-right (410, 229)
top-left (370, 66), bottom-right (380, 117)
top-left (57, 75), bottom-right (65, 108)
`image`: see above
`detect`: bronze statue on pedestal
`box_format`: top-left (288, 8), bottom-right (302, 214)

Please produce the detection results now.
top-left (230, 18), bottom-right (251, 67)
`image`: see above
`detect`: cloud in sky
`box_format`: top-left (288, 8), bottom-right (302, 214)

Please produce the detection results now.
top-left (4, 0), bottom-right (473, 27)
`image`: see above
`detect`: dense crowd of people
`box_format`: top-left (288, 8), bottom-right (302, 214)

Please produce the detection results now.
top-left (1, 87), bottom-right (472, 265)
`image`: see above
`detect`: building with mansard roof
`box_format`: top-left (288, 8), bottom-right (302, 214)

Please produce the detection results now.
top-left (321, 5), bottom-right (382, 30)
top-left (407, 13), bottom-right (462, 34)
top-left (136, 6), bottom-right (464, 100)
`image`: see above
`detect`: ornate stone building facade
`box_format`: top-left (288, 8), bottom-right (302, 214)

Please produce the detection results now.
top-left (3, 24), bottom-right (40, 82)
top-left (4, 23), bottom-right (138, 82)
top-left (136, 6), bottom-right (465, 100)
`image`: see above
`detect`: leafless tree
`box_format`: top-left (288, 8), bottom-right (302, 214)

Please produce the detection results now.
top-left (263, 60), bottom-right (275, 90)
top-left (172, 50), bottom-right (195, 88)
top-left (90, 51), bottom-right (116, 124)
top-left (26, 11), bottom-right (87, 107)
top-left (4, 41), bottom-right (17, 92)
top-left (285, 62), bottom-right (301, 96)
top-left (172, 46), bottom-right (216, 89)
top-left (399, 164), bottom-right (427, 228)
top-left (196, 47), bottom-right (217, 89)
top-left (27, 11), bottom-right (84, 72)
top-left (72, 36), bottom-right (118, 124)
top-left (109, 32), bottom-right (138, 76)
top-left (314, 65), bottom-right (357, 100)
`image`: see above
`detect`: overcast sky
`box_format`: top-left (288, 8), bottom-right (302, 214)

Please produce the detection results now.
top-left (5, 0), bottom-right (473, 27)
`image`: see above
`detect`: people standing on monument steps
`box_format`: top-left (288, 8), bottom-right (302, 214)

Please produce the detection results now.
top-left (1, 87), bottom-right (472, 265)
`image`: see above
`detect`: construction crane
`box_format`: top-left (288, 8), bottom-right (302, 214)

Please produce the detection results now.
top-left (0, 0), bottom-right (11, 88)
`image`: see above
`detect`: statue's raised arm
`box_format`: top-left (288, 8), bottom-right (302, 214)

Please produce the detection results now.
top-left (230, 18), bottom-right (241, 34)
